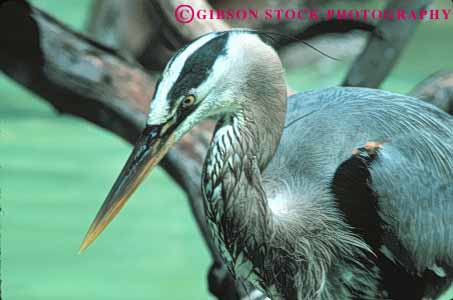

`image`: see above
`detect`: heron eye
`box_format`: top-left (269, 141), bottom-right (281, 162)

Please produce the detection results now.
top-left (182, 95), bottom-right (196, 108)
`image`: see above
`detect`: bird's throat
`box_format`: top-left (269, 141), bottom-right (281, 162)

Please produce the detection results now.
top-left (202, 112), bottom-right (274, 280)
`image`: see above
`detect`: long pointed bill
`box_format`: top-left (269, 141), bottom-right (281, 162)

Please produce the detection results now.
top-left (79, 125), bottom-right (176, 252)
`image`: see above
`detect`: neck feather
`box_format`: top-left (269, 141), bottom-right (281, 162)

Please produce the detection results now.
top-left (202, 68), bottom-right (287, 282)
top-left (201, 38), bottom-right (289, 282)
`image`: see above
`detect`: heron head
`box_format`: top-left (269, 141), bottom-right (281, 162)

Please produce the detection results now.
top-left (79, 30), bottom-right (283, 251)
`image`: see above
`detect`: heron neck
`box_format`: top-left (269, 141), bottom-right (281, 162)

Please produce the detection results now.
top-left (202, 80), bottom-right (287, 277)
top-left (234, 69), bottom-right (288, 169)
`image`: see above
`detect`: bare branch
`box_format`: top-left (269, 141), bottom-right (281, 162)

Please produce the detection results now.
top-left (343, 0), bottom-right (433, 88)
top-left (410, 71), bottom-right (453, 114)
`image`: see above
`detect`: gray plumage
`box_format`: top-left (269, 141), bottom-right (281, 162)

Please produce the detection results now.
top-left (203, 84), bottom-right (453, 299)
top-left (197, 32), bottom-right (452, 300)
top-left (82, 29), bottom-right (453, 300)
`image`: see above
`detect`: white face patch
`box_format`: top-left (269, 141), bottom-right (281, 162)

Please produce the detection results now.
top-left (193, 31), bottom-right (269, 115)
top-left (146, 30), bottom-right (273, 141)
top-left (147, 32), bottom-right (221, 125)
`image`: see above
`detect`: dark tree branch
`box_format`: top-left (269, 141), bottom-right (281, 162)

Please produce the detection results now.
top-left (410, 71), bottom-right (453, 114)
top-left (1, 3), bottom-right (150, 141)
top-left (343, 0), bottom-right (433, 88)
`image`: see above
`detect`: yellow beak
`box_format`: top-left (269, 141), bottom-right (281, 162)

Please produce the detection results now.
top-left (79, 125), bottom-right (176, 252)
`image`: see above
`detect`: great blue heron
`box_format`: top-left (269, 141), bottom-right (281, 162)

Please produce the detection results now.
top-left (79, 29), bottom-right (453, 299)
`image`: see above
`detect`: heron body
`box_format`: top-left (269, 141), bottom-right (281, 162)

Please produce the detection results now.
top-left (80, 30), bottom-right (453, 300)
top-left (203, 86), bottom-right (453, 299)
